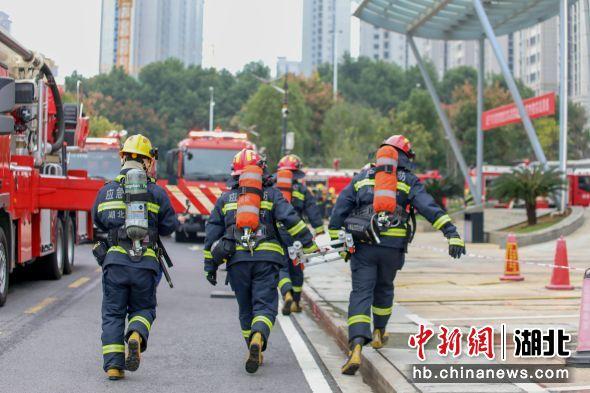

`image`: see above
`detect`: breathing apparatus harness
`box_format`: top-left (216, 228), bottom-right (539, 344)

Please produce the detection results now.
top-left (344, 166), bottom-right (416, 246)
top-left (210, 173), bottom-right (278, 266)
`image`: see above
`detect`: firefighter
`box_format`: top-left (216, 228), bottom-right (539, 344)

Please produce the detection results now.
top-left (329, 135), bottom-right (466, 375)
top-left (92, 134), bottom-right (178, 380)
top-left (273, 154), bottom-right (324, 315)
top-left (204, 149), bottom-right (318, 374)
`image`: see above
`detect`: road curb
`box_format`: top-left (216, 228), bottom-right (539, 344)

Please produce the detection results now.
top-left (488, 206), bottom-right (585, 248)
top-left (301, 287), bottom-right (417, 393)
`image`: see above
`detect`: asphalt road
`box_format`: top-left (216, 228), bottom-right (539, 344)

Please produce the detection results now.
top-left (0, 238), bottom-right (368, 393)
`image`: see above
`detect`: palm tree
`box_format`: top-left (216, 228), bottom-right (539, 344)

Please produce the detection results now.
top-left (490, 166), bottom-right (565, 226)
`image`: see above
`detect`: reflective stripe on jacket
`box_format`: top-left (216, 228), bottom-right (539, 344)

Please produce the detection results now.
top-left (92, 170), bottom-right (179, 273)
top-left (328, 154), bottom-right (456, 250)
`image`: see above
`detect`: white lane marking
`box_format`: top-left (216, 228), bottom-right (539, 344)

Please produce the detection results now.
top-left (405, 313), bottom-right (431, 326)
top-left (428, 314), bottom-right (579, 322)
top-left (277, 313), bottom-right (333, 392)
top-left (514, 383), bottom-right (548, 392)
top-left (546, 385), bottom-right (590, 392)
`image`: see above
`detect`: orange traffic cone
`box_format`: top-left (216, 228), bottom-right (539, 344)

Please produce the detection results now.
top-left (500, 233), bottom-right (524, 281)
top-left (567, 269), bottom-right (590, 366)
top-left (546, 236), bottom-right (574, 290)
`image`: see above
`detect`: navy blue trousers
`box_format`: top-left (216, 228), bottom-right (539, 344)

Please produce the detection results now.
top-left (278, 258), bottom-right (304, 302)
top-left (228, 261), bottom-right (279, 349)
top-left (347, 245), bottom-right (404, 344)
top-left (101, 264), bottom-right (157, 371)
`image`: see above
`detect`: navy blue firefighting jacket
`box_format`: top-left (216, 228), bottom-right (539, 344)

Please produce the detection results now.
top-left (204, 177), bottom-right (315, 272)
top-left (328, 153), bottom-right (458, 250)
top-left (92, 170), bottom-right (178, 273)
top-left (273, 180), bottom-right (324, 247)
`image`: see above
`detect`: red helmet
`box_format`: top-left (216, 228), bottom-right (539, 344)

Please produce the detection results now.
top-left (381, 135), bottom-right (415, 158)
top-left (231, 149), bottom-right (265, 176)
top-left (277, 154), bottom-right (303, 171)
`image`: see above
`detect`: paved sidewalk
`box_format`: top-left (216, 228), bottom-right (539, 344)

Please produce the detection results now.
top-left (303, 209), bottom-right (590, 392)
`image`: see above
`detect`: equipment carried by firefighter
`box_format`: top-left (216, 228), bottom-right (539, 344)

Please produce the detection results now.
top-left (276, 169), bottom-right (294, 202)
top-left (156, 238), bottom-right (174, 288)
top-left (124, 169), bottom-right (150, 261)
top-left (288, 230), bottom-right (355, 267)
top-left (373, 145), bottom-right (399, 231)
top-left (236, 164), bottom-right (264, 254)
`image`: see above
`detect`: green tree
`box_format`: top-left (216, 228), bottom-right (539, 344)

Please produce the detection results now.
top-left (89, 116), bottom-right (123, 136)
top-left (294, 74), bottom-right (334, 166)
top-left (320, 101), bottom-right (392, 168)
top-left (490, 166), bottom-right (564, 225)
top-left (390, 89), bottom-right (445, 171)
top-left (239, 83), bottom-right (311, 166)
top-left (440, 66), bottom-right (477, 103)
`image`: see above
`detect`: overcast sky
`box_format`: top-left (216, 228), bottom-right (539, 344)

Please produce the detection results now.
top-left (2, 1), bottom-right (359, 81)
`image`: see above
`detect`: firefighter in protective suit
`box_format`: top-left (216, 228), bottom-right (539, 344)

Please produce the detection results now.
top-left (329, 135), bottom-right (466, 375)
top-left (204, 149), bottom-right (317, 374)
top-left (274, 154), bottom-right (324, 315)
top-left (92, 134), bottom-right (178, 380)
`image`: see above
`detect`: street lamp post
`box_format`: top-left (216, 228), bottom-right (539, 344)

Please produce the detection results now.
top-left (209, 86), bottom-right (215, 131)
top-left (281, 76), bottom-right (289, 156)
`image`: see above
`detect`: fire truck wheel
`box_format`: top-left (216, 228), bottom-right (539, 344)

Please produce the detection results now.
top-left (63, 216), bottom-right (75, 275)
top-left (43, 219), bottom-right (65, 280)
top-left (0, 227), bottom-right (9, 307)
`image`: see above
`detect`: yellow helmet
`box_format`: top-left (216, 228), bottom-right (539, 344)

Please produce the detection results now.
top-left (120, 134), bottom-right (156, 159)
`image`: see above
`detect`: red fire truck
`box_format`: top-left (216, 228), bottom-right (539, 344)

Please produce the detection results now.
top-left (161, 129), bottom-right (254, 241)
top-left (0, 30), bottom-right (103, 305)
top-left (68, 133), bottom-right (123, 181)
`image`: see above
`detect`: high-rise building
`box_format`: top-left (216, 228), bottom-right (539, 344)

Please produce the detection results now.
top-left (358, 21), bottom-right (447, 77)
top-left (568, 0), bottom-right (590, 117)
top-left (0, 11), bottom-right (11, 33)
top-left (302, 0), bottom-right (351, 76)
top-left (511, 16), bottom-right (559, 94)
top-left (99, 0), bottom-right (204, 75)
top-left (276, 57), bottom-right (302, 77)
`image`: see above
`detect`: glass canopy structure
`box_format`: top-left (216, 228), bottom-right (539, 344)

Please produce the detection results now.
top-left (354, 0), bottom-right (574, 213)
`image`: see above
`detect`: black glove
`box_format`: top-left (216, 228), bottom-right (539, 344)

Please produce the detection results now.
top-left (447, 235), bottom-right (466, 259)
top-left (205, 271), bottom-right (217, 286)
top-left (92, 240), bottom-right (108, 266)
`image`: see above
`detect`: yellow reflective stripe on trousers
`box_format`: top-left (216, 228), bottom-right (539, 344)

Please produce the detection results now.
top-left (433, 214), bottom-right (452, 230)
top-left (102, 344), bottom-right (125, 354)
top-left (242, 330), bottom-right (251, 338)
top-left (108, 246), bottom-right (157, 258)
top-left (292, 191), bottom-right (305, 201)
top-left (354, 178), bottom-right (375, 191)
top-left (347, 314), bottom-right (372, 326)
top-left (97, 201), bottom-right (126, 212)
top-left (129, 315), bottom-right (151, 331)
top-left (235, 242), bottom-right (285, 255)
top-left (449, 238), bottom-right (465, 247)
top-left (278, 277), bottom-right (292, 290)
top-left (203, 250), bottom-right (213, 259)
top-left (288, 220), bottom-right (307, 236)
top-left (314, 225), bottom-right (325, 234)
top-left (292, 286), bottom-right (302, 293)
top-left (328, 229), bottom-right (340, 240)
top-left (380, 227), bottom-right (407, 237)
top-left (252, 315), bottom-right (273, 330)
top-left (303, 244), bottom-right (318, 253)
top-left (398, 182), bottom-right (411, 194)
top-left (372, 305), bottom-right (393, 316)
